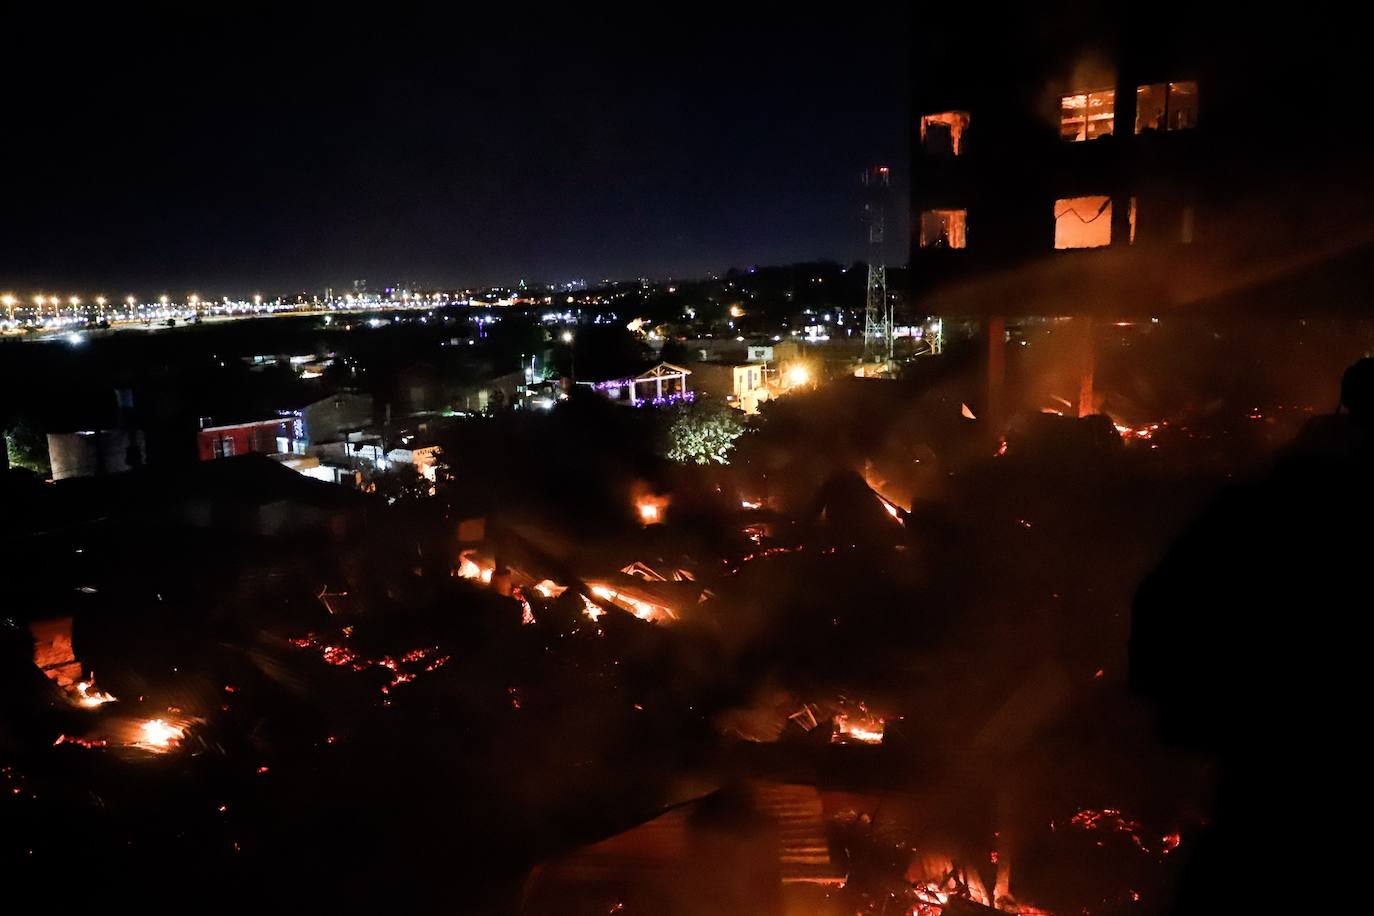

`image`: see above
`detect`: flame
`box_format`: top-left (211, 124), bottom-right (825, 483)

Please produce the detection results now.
top-left (457, 552), bottom-right (495, 582)
top-left (533, 579), bottom-right (566, 598)
top-left (580, 594), bottom-right (606, 622)
top-left (1112, 420), bottom-right (1164, 440)
top-left (636, 494), bottom-right (669, 524)
top-left (72, 680), bottom-right (117, 708)
top-left (138, 719), bottom-right (185, 749)
top-left (832, 712), bottom-right (885, 744)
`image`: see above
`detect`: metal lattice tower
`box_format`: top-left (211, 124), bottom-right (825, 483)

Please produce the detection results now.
top-left (862, 166), bottom-right (892, 362)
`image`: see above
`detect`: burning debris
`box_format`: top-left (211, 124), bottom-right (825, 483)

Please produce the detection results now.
top-left (71, 678), bottom-right (117, 708)
top-left (831, 710), bottom-right (886, 745)
top-left (288, 631), bottom-right (450, 695)
top-left (137, 718), bottom-right (186, 750)
top-left (457, 551), bottom-right (494, 582)
top-left (579, 593), bottom-right (606, 622)
top-left (588, 583), bottom-right (677, 623)
top-left (1055, 808), bottom-right (1184, 859)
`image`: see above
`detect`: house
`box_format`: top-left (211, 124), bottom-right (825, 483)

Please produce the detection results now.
top-left (197, 392), bottom-right (374, 462)
top-left (688, 362), bottom-right (770, 414)
top-left (197, 418), bottom-right (293, 460)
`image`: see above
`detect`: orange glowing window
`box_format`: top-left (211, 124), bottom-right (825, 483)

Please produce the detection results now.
top-left (1136, 81), bottom-right (1199, 133)
top-left (1061, 89), bottom-right (1115, 141)
top-left (919, 209), bottom-right (967, 249)
top-left (1054, 196), bottom-right (1112, 249)
top-left (920, 111), bottom-right (970, 157)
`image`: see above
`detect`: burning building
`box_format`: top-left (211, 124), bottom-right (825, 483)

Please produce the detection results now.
top-left (911, 11), bottom-right (1374, 431)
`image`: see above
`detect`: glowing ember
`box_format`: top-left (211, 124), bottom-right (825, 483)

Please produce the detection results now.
top-left (290, 632), bottom-right (449, 695)
top-left (589, 584), bottom-right (675, 622)
top-left (138, 719), bottom-right (185, 749)
top-left (516, 589), bottom-right (537, 625)
top-left (1058, 807), bottom-right (1183, 858)
top-left (740, 499), bottom-right (763, 509)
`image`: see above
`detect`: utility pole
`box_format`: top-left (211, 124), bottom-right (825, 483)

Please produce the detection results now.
top-left (862, 166), bottom-right (893, 362)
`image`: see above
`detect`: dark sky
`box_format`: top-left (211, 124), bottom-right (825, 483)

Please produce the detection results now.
top-left (1, 6), bottom-right (911, 296)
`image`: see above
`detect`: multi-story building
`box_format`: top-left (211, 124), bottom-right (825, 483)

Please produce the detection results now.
top-left (910, 11), bottom-right (1372, 424)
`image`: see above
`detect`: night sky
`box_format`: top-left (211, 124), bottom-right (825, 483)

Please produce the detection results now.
top-left (1, 6), bottom-right (911, 295)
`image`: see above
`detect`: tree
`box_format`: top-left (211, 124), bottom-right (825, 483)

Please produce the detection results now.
top-left (664, 401), bottom-right (747, 465)
top-left (4, 418), bottom-right (51, 476)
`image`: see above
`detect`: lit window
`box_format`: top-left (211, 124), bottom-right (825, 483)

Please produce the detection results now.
top-left (920, 111), bottom-right (970, 157)
top-left (1054, 196), bottom-right (1112, 248)
top-left (1061, 89), bottom-right (1115, 141)
top-left (919, 209), bottom-right (967, 249)
top-left (1135, 80), bottom-right (1199, 133)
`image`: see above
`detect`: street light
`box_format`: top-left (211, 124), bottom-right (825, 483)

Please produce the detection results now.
top-left (561, 329), bottom-right (576, 380)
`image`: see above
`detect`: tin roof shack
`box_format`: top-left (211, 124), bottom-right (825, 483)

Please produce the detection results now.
top-left (10, 453), bottom-right (369, 544)
top-left (455, 368), bottom-right (526, 413)
top-left (295, 391), bottom-right (374, 445)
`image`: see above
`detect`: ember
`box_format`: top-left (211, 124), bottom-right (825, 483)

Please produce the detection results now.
top-left (290, 632), bottom-right (448, 695)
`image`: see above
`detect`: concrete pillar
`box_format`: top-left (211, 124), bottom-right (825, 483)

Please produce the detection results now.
top-left (1077, 315), bottom-right (1096, 417)
top-left (986, 316), bottom-right (1006, 434)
